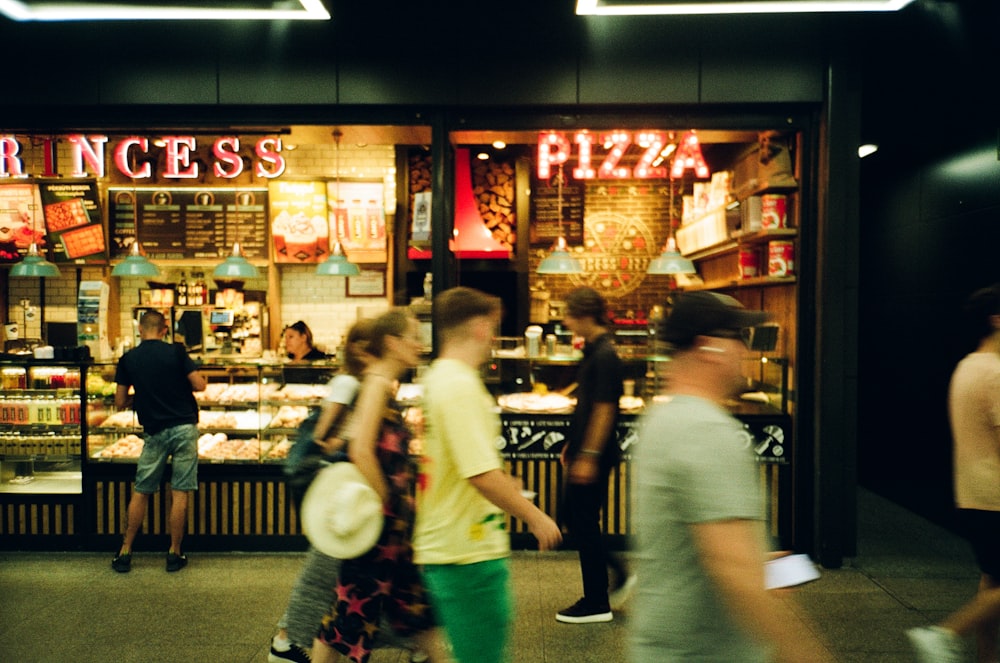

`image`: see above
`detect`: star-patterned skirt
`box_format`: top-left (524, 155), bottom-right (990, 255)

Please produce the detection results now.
top-left (317, 412), bottom-right (436, 663)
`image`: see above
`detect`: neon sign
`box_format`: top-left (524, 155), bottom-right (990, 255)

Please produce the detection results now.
top-left (537, 130), bottom-right (708, 180)
top-left (0, 134), bottom-right (286, 180)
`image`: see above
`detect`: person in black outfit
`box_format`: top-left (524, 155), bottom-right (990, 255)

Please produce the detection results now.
top-left (111, 310), bottom-right (206, 573)
top-left (556, 287), bottom-right (634, 624)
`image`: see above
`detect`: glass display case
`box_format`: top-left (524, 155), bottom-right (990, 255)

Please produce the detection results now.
top-left (86, 359), bottom-right (338, 464)
top-left (0, 360), bottom-right (87, 494)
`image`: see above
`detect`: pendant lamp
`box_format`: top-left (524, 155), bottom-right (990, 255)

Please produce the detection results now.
top-left (214, 189), bottom-right (260, 279)
top-left (214, 241), bottom-right (260, 279)
top-left (316, 241), bottom-right (360, 276)
top-left (112, 181), bottom-right (160, 278)
top-left (11, 242), bottom-right (61, 278)
top-left (536, 164), bottom-right (583, 274)
top-left (647, 236), bottom-right (695, 275)
top-left (112, 240), bottom-right (161, 277)
top-left (317, 129), bottom-right (361, 276)
top-left (11, 194), bottom-right (60, 278)
top-left (648, 174), bottom-right (696, 275)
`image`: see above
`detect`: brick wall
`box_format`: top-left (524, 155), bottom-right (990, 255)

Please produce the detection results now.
top-left (528, 178), bottom-right (680, 322)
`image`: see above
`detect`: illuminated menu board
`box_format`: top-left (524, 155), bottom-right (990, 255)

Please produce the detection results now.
top-left (109, 187), bottom-right (268, 260)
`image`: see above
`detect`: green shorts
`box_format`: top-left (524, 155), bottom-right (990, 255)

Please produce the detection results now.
top-left (421, 558), bottom-right (512, 663)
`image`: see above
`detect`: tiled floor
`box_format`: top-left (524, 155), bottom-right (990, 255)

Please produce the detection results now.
top-left (0, 489), bottom-right (983, 662)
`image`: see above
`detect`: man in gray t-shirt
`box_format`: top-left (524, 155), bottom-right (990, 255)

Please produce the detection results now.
top-left (631, 292), bottom-right (832, 663)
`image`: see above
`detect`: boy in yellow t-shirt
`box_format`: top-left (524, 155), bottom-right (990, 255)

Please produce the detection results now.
top-left (414, 287), bottom-right (562, 663)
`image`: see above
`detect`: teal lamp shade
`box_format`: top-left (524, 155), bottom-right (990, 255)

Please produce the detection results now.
top-left (10, 243), bottom-right (61, 278)
top-left (647, 237), bottom-right (695, 275)
top-left (111, 242), bottom-right (161, 277)
top-left (214, 242), bottom-right (260, 279)
top-left (536, 236), bottom-right (583, 274)
top-left (315, 242), bottom-right (360, 276)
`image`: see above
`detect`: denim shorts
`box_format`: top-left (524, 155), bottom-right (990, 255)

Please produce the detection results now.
top-left (134, 423), bottom-right (199, 493)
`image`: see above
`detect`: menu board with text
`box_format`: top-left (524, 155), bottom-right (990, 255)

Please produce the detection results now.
top-left (109, 187), bottom-right (268, 261)
top-left (529, 173), bottom-right (584, 247)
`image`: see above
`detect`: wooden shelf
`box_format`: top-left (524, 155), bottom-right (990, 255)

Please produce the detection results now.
top-left (681, 275), bottom-right (797, 292)
top-left (685, 228), bottom-right (797, 261)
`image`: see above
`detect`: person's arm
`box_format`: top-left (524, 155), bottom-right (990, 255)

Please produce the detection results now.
top-left (568, 401), bottom-right (617, 484)
top-left (346, 376), bottom-right (391, 503)
top-left (188, 370), bottom-right (207, 392)
top-left (313, 401), bottom-right (348, 454)
top-left (114, 384), bottom-right (132, 411)
top-left (468, 469), bottom-right (562, 551)
top-left (690, 518), bottom-right (834, 663)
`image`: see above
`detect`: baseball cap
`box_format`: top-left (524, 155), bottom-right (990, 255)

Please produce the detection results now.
top-left (660, 291), bottom-right (770, 348)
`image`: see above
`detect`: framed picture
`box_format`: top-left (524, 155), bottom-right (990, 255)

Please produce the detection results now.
top-left (346, 270), bottom-right (386, 298)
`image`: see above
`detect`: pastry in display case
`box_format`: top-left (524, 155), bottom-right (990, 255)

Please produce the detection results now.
top-left (85, 359), bottom-right (336, 464)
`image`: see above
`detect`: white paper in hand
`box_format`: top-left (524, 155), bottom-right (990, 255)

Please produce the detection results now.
top-left (765, 554), bottom-right (820, 590)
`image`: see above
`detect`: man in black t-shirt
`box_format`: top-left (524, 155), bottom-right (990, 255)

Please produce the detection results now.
top-left (556, 287), bottom-right (633, 624)
top-left (111, 310), bottom-right (206, 573)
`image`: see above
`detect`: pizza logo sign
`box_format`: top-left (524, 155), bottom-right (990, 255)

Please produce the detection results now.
top-left (570, 211), bottom-right (657, 296)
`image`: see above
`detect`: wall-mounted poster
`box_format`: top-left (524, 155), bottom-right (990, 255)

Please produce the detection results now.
top-left (39, 180), bottom-right (107, 263)
top-left (268, 181), bottom-right (329, 263)
top-left (328, 180), bottom-right (386, 264)
top-left (0, 182), bottom-right (45, 264)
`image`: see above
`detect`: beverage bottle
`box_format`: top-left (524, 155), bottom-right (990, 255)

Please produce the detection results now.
top-left (177, 273), bottom-right (188, 306)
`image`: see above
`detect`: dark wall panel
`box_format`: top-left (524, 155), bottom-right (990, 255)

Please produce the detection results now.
top-left (218, 24), bottom-right (338, 105)
top-left (97, 24), bottom-right (220, 105)
top-left (577, 17), bottom-right (700, 104)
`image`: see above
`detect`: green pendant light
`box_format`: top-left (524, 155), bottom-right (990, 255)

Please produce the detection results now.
top-left (317, 128), bottom-right (362, 276)
top-left (10, 242), bottom-right (61, 278)
top-left (647, 236), bottom-right (695, 275)
top-left (214, 242), bottom-right (260, 279)
top-left (536, 165), bottom-right (583, 275)
top-left (112, 241), bottom-right (161, 277)
top-left (316, 241), bottom-right (361, 276)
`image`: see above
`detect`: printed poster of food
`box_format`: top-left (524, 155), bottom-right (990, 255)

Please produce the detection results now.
top-left (0, 182), bottom-right (45, 264)
top-left (329, 180), bottom-right (386, 264)
top-left (39, 180), bottom-right (107, 263)
top-left (268, 181), bottom-right (329, 263)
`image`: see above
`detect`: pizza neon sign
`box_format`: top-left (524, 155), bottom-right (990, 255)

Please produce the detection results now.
top-left (537, 130), bottom-right (708, 180)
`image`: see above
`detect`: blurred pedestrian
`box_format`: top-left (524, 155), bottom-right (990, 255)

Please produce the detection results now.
top-left (415, 287), bottom-right (562, 663)
top-left (908, 284), bottom-right (1000, 663)
top-left (631, 291), bottom-right (833, 662)
top-left (556, 287), bottom-right (632, 624)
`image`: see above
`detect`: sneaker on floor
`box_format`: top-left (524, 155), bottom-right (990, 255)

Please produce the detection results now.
top-left (556, 598), bottom-right (613, 624)
top-left (268, 642), bottom-right (311, 663)
top-left (111, 552), bottom-right (131, 573)
top-left (165, 552), bottom-right (188, 573)
top-left (609, 574), bottom-right (637, 610)
top-left (906, 626), bottom-right (964, 663)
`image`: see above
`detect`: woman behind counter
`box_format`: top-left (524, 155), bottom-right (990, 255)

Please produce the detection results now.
top-left (282, 320), bottom-right (329, 386)
top-left (284, 321), bottom-right (327, 360)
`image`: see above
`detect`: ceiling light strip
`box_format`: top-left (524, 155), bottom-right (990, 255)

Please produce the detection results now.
top-left (576, 0), bottom-right (917, 15)
top-left (0, 0), bottom-right (330, 21)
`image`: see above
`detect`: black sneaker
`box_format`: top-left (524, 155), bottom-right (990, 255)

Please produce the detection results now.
top-left (165, 552), bottom-right (188, 573)
top-left (111, 552), bottom-right (131, 573)
top-left (556, 598), bottom-right (613, 624)
top-left (267, 642), bottom-right (311, 663)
